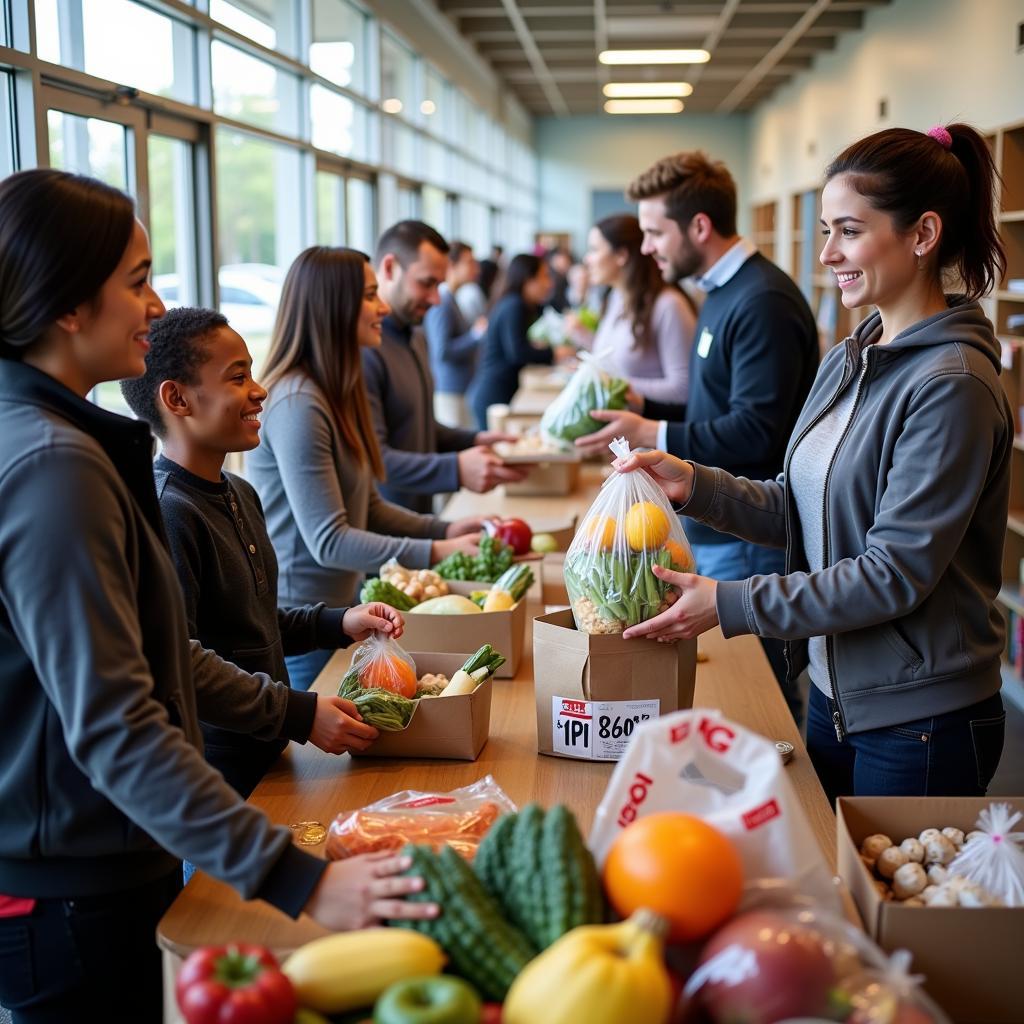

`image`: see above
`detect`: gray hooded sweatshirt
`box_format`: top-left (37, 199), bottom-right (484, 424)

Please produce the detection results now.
top-left (682, 300), bottom-right (1013, 735)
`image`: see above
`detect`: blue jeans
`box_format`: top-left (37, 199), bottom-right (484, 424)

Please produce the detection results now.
top-left (806, 685), bottom-right (1005, 806)
top-left (285, 648), bottom-right (334, 693)
top-left (691, 539), bottom-right (800, 724)
top-left (0, 870), bottom-right (181, 1023)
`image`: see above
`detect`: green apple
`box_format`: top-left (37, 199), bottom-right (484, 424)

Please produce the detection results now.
top-left (374, 976), bottom-right (481, 1024)
top-left (530, 533), bottom-right (559, 554)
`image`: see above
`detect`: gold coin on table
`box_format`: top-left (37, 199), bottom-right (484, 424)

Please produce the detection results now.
top-left (290, 821), bottom-right (327, 845)
top-left (775, 741), bottom-right (795, 764)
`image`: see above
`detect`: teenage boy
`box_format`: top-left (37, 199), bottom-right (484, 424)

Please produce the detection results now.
top-left (121, 307), bottom-right (399, 797)
top-left (365, 220), bottom-right (525, 513)
top-left (576, 152), bottom-right (819, 721)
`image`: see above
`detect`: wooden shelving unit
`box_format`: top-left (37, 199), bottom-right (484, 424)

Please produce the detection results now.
top-left (750, 200), bottom-right (777, 262)
top-left (986, 117), bottom-right (1024, 706)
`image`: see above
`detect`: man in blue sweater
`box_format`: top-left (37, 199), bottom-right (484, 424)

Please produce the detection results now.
top-left (364, 221), bottom-right (524, 513)
top-left (577, 152), bottom-right (818, 720)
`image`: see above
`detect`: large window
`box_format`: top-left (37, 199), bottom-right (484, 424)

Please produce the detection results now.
top-left (34, 0), bottom-right (195, 103)
top-left (212, 42), bottom-right (300, 137)
top-left (215, 127), bottom-right (301, 373)
top-left (2, 0), bottom-right (539, 399)
top-left (47, 110), bottom-right (130, 189)
top-left (211, 0), bottom-right (298, 57)
top-left (0, 72), bottom-right (15, 177)
top-left (310, 0), bottom-right (369, 94)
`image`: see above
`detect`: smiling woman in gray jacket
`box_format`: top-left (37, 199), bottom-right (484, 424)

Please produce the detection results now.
top-left (616, 123), bottom-right (1011, 803)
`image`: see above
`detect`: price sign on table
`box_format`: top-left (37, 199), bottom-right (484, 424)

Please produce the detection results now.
top-left (551, 696), bottom-right (659, 761)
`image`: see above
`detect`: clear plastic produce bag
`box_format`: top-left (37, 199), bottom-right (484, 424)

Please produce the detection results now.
top-left (678, 884), bottom-right (952, 1024)
top-left (337, 632), bottom-right (419, 730)
top-left (539, 353), bottom-right (629, 448)
top-left (563, 437), bottom-right (695, 635)
top-left (325, 775), bottom-right (517, 861)
top-left (947, 802), bottom-right (1024, 907)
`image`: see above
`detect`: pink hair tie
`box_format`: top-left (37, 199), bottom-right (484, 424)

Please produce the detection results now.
top-left (927, 125), bottom-right (953, 149)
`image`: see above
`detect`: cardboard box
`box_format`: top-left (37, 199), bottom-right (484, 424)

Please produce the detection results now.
top-left (399, 595), bottom-right (527, 678)
top-left (533, 609), bottom-right (696, 761)
top-left (503, 459), bottom-right (582, 497)
top-left (354, 652), bottom-right (491, 761)
top-left (837, 796), bottom-right (1024, 1024)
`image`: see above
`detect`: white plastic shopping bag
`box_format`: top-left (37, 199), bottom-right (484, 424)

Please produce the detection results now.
top-left (589, 707), bottom-right (839, 910)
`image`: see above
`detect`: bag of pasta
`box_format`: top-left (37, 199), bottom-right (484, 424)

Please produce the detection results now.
top-left (337, 632), bottom-right (418, 730)
top-left (539, 352), bottom-right (629, 448)
top-left (564, 437), bottom-right (695, 635)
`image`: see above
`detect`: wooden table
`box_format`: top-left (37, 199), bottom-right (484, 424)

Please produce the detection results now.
top-left (157, 475), bottom-right (836, 1021)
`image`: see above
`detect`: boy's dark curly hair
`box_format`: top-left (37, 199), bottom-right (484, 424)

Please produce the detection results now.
top-left (120, 307), bottom-right (228, 438)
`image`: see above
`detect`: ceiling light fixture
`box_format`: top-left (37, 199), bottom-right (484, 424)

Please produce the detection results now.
top-left (603, 82), bottom-right (693, 98)
top-left (604, 99), bottom-right (684, 115)
top-left (420, 99), bottom-right (436, 115)
top-left (599, 49), bottom-right (710, 65)
top-left (382, 97), bottom-right (403, 114)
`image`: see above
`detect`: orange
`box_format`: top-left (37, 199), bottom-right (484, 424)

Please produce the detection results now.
top-left (361, 654), bottom-right (417, 698)
top-left (582, 514), bottom-right (616, 551)
top-left (664, 539), bottom-right (694, 573)
top-left (603, 812), bottom-right (743, 942)
top-left (624, 501), bottom-right (670, 552)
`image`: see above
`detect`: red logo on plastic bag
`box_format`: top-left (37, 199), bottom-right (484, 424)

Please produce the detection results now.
top-left (617, 772), bottom-right (654, 828)
top-left (396, 796), bottom-right (456, 809)
top-left (742, 799), bottom-right (781, 830)
top-left (669, 717), bottom-right (735, 753)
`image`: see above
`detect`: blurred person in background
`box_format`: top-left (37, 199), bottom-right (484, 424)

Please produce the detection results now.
top-left (424, 240), bottom-right (487, 429)
top-left (575, 213), bottom-right (697, 405)
top-left (366, 221), bottom-right (525, 514)
top-left (455, 255), bottom-right (497, 323)
top-left (545, 246), bottom-right (573, 312)
top-left (469, 254), bottom-right (574, 430)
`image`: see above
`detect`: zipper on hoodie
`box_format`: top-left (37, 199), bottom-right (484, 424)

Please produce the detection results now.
top-left (820, 346), bottom-right (875, 741)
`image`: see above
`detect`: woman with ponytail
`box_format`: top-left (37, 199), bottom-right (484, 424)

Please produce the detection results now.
top-left (577, 213), bottom-right (696, 403)
top-left (611, 124), bottom-right (1011, 801)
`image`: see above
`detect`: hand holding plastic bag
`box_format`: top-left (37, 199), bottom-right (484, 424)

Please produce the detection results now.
top-left (337, 632), bottom-right (418, 730)
top-left (540, 352), bottom-right (629, 447)
top-left (564, 437), bottom-right (695, 634)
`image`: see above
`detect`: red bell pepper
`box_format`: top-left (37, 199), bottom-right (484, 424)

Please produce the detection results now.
top-left (176, 943), bottom-right (297, 1024)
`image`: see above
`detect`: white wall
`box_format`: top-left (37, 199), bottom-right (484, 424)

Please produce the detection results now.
top-left (535, 114), bottom-right (751, 254)
top-left (748, 0), bottom-right (1024, 268)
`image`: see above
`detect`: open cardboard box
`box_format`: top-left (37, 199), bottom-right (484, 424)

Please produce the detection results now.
top-left (533, 609), bottom-right (696, 761)
top-left (399, 594), bottom-right (527, 678)
top-left (353, 652), bottom-right (491, 761)
top-left (837, 796), bottom-right (1024, 1024)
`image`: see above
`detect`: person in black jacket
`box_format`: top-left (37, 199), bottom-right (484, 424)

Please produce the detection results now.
top-left (468, 254), bottom-right (573, 430)
top-left (576, 152), bottom-right (818, 720)
top-left (0, 171), bottom-right (436, 1022)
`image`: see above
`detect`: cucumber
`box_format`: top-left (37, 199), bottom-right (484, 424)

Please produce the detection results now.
top-left (396, 844), bottom-right (535, 1001)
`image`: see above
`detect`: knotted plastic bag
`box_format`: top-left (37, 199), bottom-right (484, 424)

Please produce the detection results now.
top-left (539, 352), bottom-right (629, 448)
top-left (948, 802), bottom-right (1024, 907)
top-left (564, 437), bottom-right (694, 634)
top-left (337, 632), bottom-right (418, 730)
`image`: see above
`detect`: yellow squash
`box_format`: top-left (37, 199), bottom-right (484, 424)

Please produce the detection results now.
top-left (483, 588), bottom-right (515, 612)
top-left (283, 929), bottom-right (445, 1013)
top-left (503, 909), bottom-right (673, 1024)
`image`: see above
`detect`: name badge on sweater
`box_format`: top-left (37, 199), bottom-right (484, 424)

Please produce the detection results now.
top-left (696, 327), bottom-right (714, 358)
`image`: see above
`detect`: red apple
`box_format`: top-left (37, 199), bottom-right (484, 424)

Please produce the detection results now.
top-left (493, 517), bottom-right (532, 555)
top-left (691, 910), bottom-right (841, 1024)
